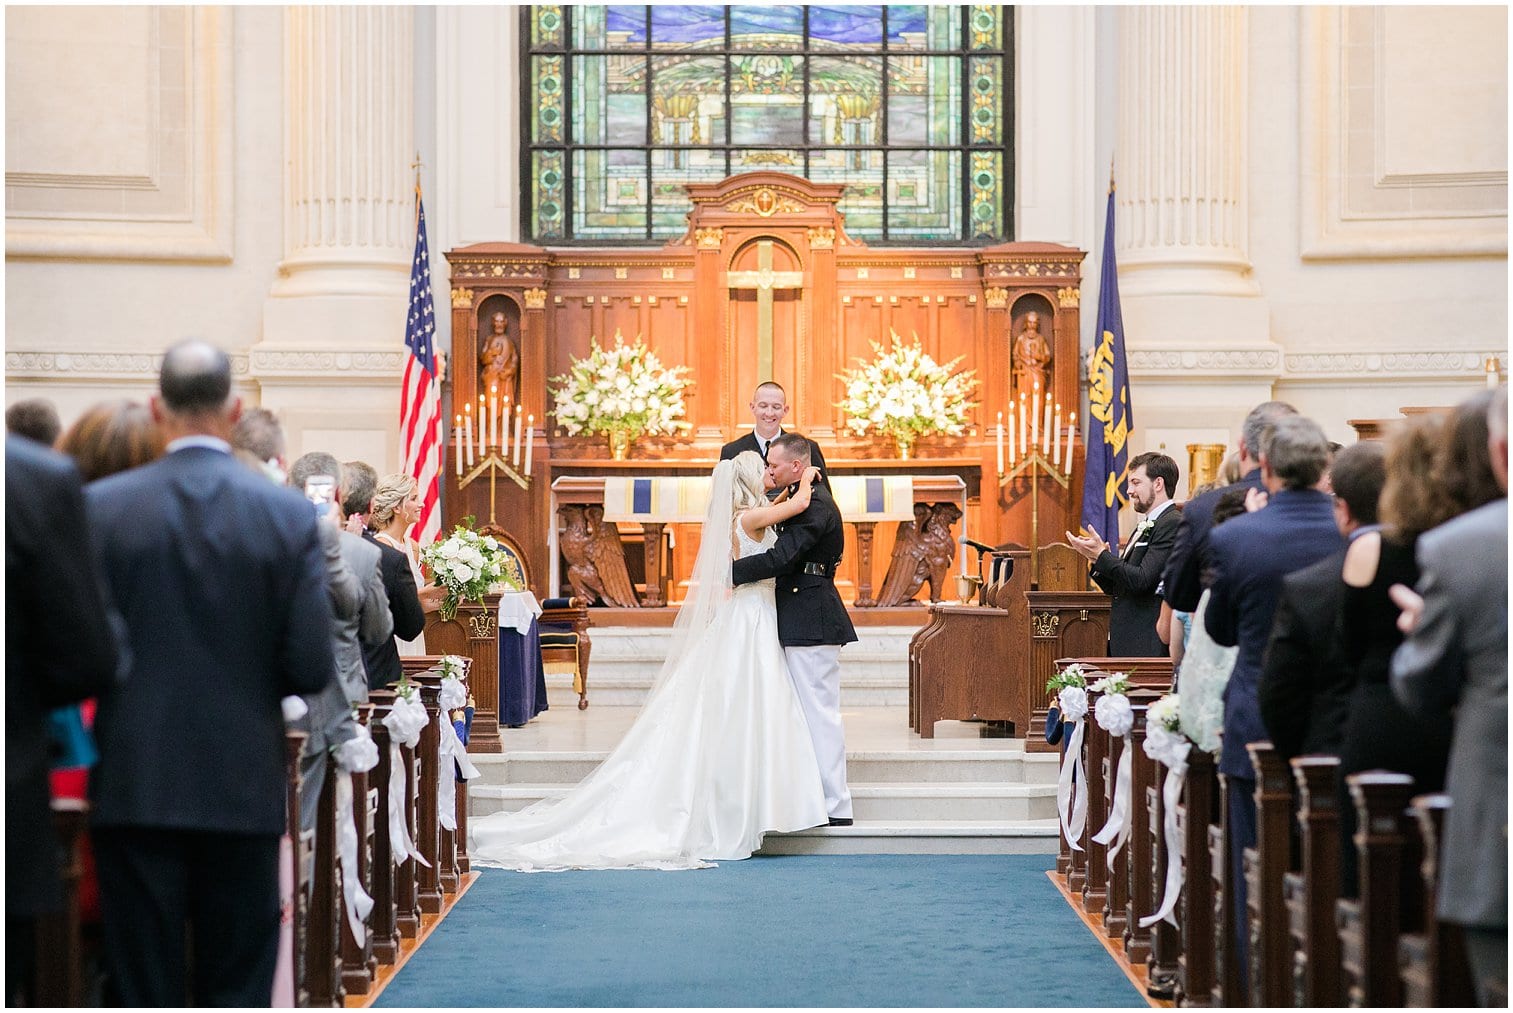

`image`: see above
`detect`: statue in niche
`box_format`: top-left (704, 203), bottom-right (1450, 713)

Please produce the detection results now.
top-left (479, 311), bottom-right (520, 406)
top-left (1012, 310), bottom-right (1053, 397)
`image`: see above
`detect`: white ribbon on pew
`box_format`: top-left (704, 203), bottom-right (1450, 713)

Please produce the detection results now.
top-left (1090, 693), bottom-right (1135, 866)
top-left (381, 694), bottom-right (431, 868)
top-left (1139, 725), bottom-right (1192, 929)
top-left (333, 728), bottom-right (379, 946)
top-left (1056, 686), bottom-right (1089, 851)
top-left (437, 675), bottom-right (480, 833)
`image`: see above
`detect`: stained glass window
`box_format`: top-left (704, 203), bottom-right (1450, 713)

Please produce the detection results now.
top-left (524, 5), bottom-right (1012, 244)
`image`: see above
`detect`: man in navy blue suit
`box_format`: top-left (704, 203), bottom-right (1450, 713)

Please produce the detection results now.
top-left (1203, 414), bottom-right (1343, 993)
top-left (1162, 401), bottom-right (1298, 613)
top-left (86, 340), bottom-right (336, 1006)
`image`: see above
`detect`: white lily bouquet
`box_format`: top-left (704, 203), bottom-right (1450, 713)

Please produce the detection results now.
top-left (420, 521), bottom-right (519, 622)
top-left (838, 331), bottom-right (978, 458)
top-left (549, 331), bottom-right (692, 458)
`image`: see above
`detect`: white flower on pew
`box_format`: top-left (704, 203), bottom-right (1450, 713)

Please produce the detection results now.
top-left (1057, 685), bottom-right (1088, 723)
top-left (1089, 671), bottom-right (1131, 697)
top-left (1093, 692), bottom-right (1134, 737)
top-left (1139, 691), bottom-right (1192, 930)
top-left (280, 695), bottom-right (309, 723)
top-left (333, 723), bottom-right (379, 774)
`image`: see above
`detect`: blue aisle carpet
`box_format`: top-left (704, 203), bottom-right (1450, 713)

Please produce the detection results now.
top-left (375, 854), bottom-right (1146, 1008)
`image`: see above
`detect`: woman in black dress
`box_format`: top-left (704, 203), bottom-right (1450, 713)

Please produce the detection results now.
top-left (1336, 393), bottom-right (1501, 896)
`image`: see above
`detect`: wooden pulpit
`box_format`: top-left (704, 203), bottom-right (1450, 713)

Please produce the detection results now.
top-left (1024, 544), bottom-right (1111, 751)
top-left (423, 594), bottom-right (503, 753)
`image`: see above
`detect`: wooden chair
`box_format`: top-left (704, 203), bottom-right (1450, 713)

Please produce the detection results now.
top-left (540, 596), bottom-right (593, 710)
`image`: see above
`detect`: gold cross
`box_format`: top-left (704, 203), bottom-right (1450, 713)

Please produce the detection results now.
top-left (726, 239), bottom-right (804, 383)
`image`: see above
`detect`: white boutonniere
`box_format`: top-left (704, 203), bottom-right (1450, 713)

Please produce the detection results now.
top-left (1130, 517), bottom-right (1156, 542)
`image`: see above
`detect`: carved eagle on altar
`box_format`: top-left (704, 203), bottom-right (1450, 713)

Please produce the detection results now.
top-left (559, 505), bottom-right (639, 608)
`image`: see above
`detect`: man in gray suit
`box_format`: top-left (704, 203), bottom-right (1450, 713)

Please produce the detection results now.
top-left (288, 451), bottom-right (392, 830)
top-left (1391, 385), bottom-right (1508, 1005)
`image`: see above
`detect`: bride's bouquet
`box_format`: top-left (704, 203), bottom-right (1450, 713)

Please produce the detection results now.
top-left (420, 520), bottom-right (519, 621)
top-left (837, 331), bottom-right (977, 454)
top-left (549, 331), bottom-right (692, 444)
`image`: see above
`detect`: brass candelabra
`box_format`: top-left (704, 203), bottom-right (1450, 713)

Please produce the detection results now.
top-left (458, 452), bottom-right (531, 526)
top-left (999, 445), bottom-right (1073, 587)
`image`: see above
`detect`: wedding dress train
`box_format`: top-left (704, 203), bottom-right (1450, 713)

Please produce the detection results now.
top-left (468, 522), bottom-right (828, 871)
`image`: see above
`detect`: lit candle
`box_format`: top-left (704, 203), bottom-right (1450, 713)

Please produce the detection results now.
top-left (1043, 398), bottom-right (1053, 457)
top-left (1487, 356), bottom-right (1500, 390)
top-left (454, 414), bottom-right (464, 477)
top-left (1051, 404), bottom-right (1062, 466)
top-left (1031, 381), bottom-right (1041, 454)
top-left (1007, 410), bottom-right (1016, 467)
top-left (500, 394), bottom-right (510, 452)
top-left (996, 411), bottom-right (1005, 475)
top-left (477, 395), bottom-right (487, 458)
top-left (489, 385), bottom-right (498, 453)
top-left (462, 404), bottom-right (475, 468)
top-left (513, 404), bottom-right (524, 466)
top-left (524, 414), bottom-right (535, 475)
top-left (1064, 413), bottom-right (1076, 472)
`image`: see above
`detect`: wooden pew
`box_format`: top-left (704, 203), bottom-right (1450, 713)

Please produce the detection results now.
top-left (415, 676), bottom-right (445, 914)
top-left (1083, 688), bottom-right (1112, 918)
top-left (1145, 759), bottom-right (1180, 1001)
top-left (394, 710), bottom-right (422, 939)
top-left (412, 671), bottom-right (461, 896)
top-left (340, 703), bottom-right (377, 997)
top-left (285, 729), bottom-right (311, 1008)
top-left (306, 751), bottom-right (343, 1007)
top-left (1208, 769), bottom-right (1244, 1006)
top-left (33, 798), bottom-right (89, 1008)
top-left (1285, 756), bottom-right (1342, 1007)
top-left (1336, 771), bottom-right (1416, 1007)
top-left (1122, 696), bottom-right (1158, 967)
top-left (367, 690), bottom-right (402, 965)
top-left (1178, 748), bottom-right (1219, 1007)
top-left (1398, 793), bottom-right (1475, 1008)
top-left (1243, 743), bottom-right (1291, 1007)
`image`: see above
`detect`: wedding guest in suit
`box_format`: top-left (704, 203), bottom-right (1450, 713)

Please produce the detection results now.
top-left (340, 461), bottom-right (426, 686)
top-left (1336, 397), bottom-right (1502, 897)
top-left (1162, 400), bottom-right (1298, 613)
top-left (369, 473), bottom-right (448, 657)
top-left (1068, 451), bottom-right (1180, 656)
top-left (1203, 414), bottom-right (1342, 993)
top-left (85, 340), bottom-right (335, 1005)
top-left (6, 397), bottom-right (62, 447)
top-left (56, 399), bottom-right (164, 483)
top-left (1391, 386), bottom-right (1508, 1005)
top-left (287, 452), bottom-right (392, 830)
top-left (5, 437), bottom-right (123, 1005)
top-left (720, 381), bottom-right (829, 486)
top-left (1259, 440), bottom-right (1387, 763)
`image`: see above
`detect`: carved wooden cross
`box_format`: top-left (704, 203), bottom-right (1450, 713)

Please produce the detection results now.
top-left (1049, 559), bottom-right (1067, 583)
top-left (726, 239), bottom-right (803, 383)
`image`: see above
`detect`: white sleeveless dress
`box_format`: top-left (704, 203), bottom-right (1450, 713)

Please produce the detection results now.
top-left (468, 521), bottom-right (828, 871)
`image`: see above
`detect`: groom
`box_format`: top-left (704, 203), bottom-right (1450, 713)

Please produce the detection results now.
top-left (732, 433), bottom-right (857, 826)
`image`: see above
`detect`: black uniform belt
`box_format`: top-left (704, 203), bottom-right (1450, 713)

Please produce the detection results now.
top-left (801, 562), bottom-right (835, 577)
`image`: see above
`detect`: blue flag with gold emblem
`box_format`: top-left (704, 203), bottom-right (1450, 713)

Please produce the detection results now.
top-left (1079, 186), bottom-right (1132, 547)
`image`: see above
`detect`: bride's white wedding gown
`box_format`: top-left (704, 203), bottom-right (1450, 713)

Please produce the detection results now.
top-left (468, 522), bottom-right (829, 871)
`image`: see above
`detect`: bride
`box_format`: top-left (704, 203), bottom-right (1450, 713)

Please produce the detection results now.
top-left (469, 451), bottom-right (829, 871)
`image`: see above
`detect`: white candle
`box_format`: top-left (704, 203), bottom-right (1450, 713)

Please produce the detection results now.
top-left (489, 385), bottom-right (498, 453)
top-left (1031, 382), bottom-right (1041, 454)
top-left (1018, 395), bottom-right (1028, 457)
top-left (500, 394), bottom-right (510, 452)
top-left (513, 405), bottom-right (524, 467)
top-left (1052, 404), bottom-right (1063, 466)
top-left (1007, 411), bottom-right (1016, 466)
top-left (996, 411), bottom-right (1005, 475)
top-left (1065, 413), bottom-right (1076, 472)
top-left (462, 405), bottom-right (475, 468)
top-left (524, 415), bottom-right (535, 475)
top-left (454, 415), bottom-right (464, 477)
top-left (477, 395), bottom-right (487, 458)
top-left (1043, 398), bottom-right (1053, 456)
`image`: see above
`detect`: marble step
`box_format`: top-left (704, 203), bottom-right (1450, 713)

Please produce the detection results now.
top-left (469, 781), bottom-right (1059, 822)
top-left (756, 820), bottom-right (1058, 855)
top-left (566, 626), bottom-right (919, 707)
top-left (466, 749), bottom-right (1060, 788)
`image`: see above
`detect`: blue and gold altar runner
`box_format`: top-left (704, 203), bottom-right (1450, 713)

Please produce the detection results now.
top-left (601, 475), bottom-right (917, 524)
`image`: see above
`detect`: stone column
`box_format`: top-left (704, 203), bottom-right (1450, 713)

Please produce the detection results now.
top-left (263, 6), bottom-right (414, 343)
top-left (1114, 6), bottom-right (1270, 347)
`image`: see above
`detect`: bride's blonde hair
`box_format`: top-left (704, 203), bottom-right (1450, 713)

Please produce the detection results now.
top-left (731, 451), bottom-right (766, 512)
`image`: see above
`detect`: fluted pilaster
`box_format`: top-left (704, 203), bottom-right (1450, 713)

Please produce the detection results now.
top-left (271, 6), bottom-right (413, 300)
top-left (1116, 6), bottom-right (1257, 298)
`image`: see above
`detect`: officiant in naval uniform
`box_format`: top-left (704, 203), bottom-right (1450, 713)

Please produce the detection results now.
top-left (720, 381), bottom-right (829, 488)
top-left (732, 432), bottom-right (857, 825)
top-left (1068, 452), bottom-right (1181, 657)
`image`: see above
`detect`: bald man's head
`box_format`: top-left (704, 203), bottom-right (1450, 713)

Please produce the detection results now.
top-left (159, 340), bottom-right (233, 416)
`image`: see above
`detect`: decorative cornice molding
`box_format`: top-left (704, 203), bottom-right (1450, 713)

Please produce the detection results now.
top-left (6, 350), bottom-right (250, 378)
top-left (1127, 348), bottom-right (1281, 374)
top-left (1285, 351), bottom-right (1502, 377)
top-left (249, 349), bottom-right (406, 377)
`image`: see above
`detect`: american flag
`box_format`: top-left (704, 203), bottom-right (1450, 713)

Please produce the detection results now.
top-left (401, 187), bottom-right (442, 547)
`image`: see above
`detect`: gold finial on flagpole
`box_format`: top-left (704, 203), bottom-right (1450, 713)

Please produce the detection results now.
top-left (411, 151), bottom-right (424, 194)
top-left (1109, 155), bottom-right (1116, 193)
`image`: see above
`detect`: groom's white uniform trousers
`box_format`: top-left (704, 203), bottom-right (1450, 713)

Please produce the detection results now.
top-left (731, 481), bottom-right (859, 821)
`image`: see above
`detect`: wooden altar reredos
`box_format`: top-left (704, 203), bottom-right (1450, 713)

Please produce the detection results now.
top-left (445, 173), bottom-right (1087, 599)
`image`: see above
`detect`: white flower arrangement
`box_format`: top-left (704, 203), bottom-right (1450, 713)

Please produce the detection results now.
top-left (1147, 693), bottom-right (1182, 734)
top-left (421, 522), bottom-right (518, 622)
top-left (837, 331), bottom-right (978, 442)
top-left (439, 655), bottom-right (467, 681)
top-left (1090, 671), bottom-right (1131, 696)
top-left (1046, 663), bottom-right (1088, 695)
top-left (549, 331), bottom-right (692, 439)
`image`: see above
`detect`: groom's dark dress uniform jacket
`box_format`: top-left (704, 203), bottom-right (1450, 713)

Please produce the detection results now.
top-left (732, 482), bottom-right (857, 647)
top-left (719, 431), bottom-right (831, 490)
top-left (1089, 503), bottom-right (1180, 657)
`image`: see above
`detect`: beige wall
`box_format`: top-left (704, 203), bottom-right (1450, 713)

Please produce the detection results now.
top-left (6, 5), bottom-right (1507, 470)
